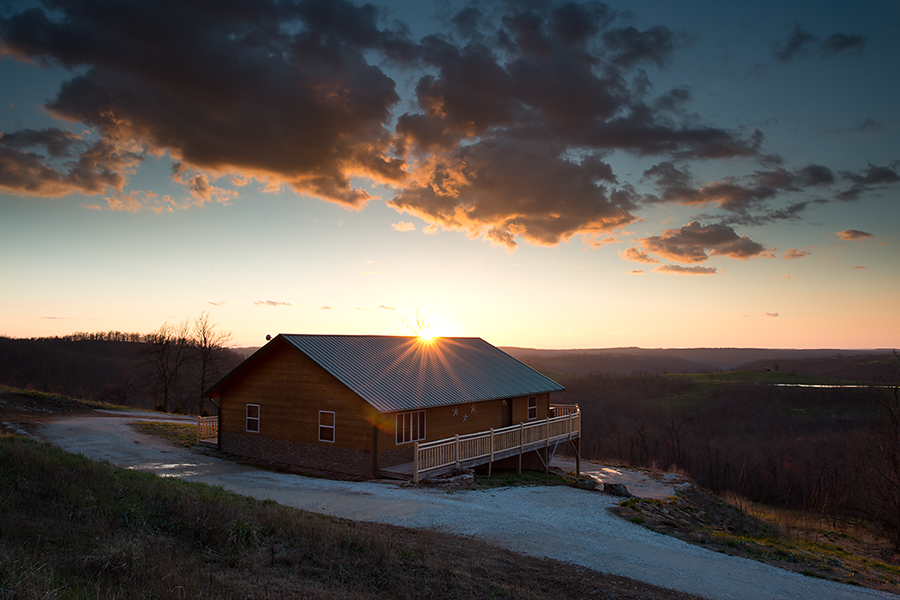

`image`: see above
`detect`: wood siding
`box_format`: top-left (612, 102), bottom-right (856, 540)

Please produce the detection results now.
top-left (218, 338), bottom-right (380, 452)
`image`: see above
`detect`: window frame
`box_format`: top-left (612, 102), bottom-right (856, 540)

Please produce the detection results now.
top-left (246, 403), bottom-right (260, 432)
top-left (396, 410), bottom-right (426, 445)
top-left (318, 410), bottom-right (336, 443)
top-left (527, 396), bottom-right (537, 420)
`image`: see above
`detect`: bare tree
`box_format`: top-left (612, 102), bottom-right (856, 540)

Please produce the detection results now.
top-left (193, 311), bottom-right (232, 415)
top-left (141, 320), bottom-right (194, 413)
top-left (400, 309), bottom-right (434, 338)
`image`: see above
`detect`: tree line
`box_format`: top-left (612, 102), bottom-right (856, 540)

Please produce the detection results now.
top-left (0, 312), bottom-right (241, 414)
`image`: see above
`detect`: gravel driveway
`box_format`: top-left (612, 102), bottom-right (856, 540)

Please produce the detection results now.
top-left (35, 411), bottom-right (897, 600)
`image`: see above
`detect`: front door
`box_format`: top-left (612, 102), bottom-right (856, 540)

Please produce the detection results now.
top-left (501, 399), bottom-right (512, 428)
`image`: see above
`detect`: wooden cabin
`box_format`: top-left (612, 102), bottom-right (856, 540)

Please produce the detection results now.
top-left (203, 334), bottom-right (576, 480)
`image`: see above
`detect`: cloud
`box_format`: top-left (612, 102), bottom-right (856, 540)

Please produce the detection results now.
top-left (583, 234), bottom-right (618, 249)
top-left (853, 265), bottom-right (867, 269)
top-left (619, 247), bottom-right (660, 264)
top-left (0, 128), bottom-right (141, 197)
top-left (254, 300), bottom-right (293, 307)
top-left (772, 22), bottom-right (818, 62)
top-left (772, 22), bottom-right (865, 62)
top-left (0, 1), bottom-right (881, 254)
top-left (837, 229), bottom-right (874, 241)
top-left (392, 221), bottom-right (416, 232)
top-left (855, 118), bottom-right (886, 134)
top-left (638, 221), bottom-right (769, 264)
top-left (627, 270), bottom-right (644, 275)
top-left (652, 264), bottom-right (718, 275)
top-left (765, 312), bottom-right (780, 318)
top-left (819, 33), bottom-right (866, 58)
top-left (783, 249), bottom-right (809, 260)
top-left (207, 300), bottom-right (229, 307)
top-left (378, 305), bottom-right (397, 311)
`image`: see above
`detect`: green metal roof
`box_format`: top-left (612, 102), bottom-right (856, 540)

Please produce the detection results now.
top-left (279, 334), bottom-right (564, 413)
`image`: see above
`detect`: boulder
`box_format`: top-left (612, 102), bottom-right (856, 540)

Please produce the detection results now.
top-left (603, 482), bottom-right (632, 497)
top-left (573, 477), bottom-right (598, 491)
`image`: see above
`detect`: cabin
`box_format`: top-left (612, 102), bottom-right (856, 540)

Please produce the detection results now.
top-left (202, 334), bottom-right (580, 480)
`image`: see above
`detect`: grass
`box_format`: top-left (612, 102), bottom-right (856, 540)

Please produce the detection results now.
top-left (472, 470), bottom-right (569, 489)
top-left (130, 421), bottom-right (198, 448)
top-left (613, 486), bottom-right (900, 594)
top-left (0, 434), bottom-right (694, 600)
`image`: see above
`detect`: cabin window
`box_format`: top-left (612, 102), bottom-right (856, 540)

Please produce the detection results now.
top-left (246, 404), bottom-right (260, 432)
top-left (527, 396), bottom-right (537, 420)
top-left (396, 411), bottom-right (426, 444)
top-left (319, 411), bottom-right (335, 443)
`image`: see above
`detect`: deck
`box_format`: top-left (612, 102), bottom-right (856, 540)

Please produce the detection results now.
top-left (380, 405), bottom-right (581, 482)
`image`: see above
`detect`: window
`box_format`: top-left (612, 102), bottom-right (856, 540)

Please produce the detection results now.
top-left (319, 411), bottom-right (335, 443)
top-left (396, 411), bottom-right (426, 444)
top-left (246, 404), bottom-right (260, 432)
top-left (527, 396), bottom-right (537, 420)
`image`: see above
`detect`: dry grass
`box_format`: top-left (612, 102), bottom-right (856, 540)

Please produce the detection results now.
top-left (0, 434), bottom-right (700, 600)
top-left (612, 485), bottom-right (900, 594)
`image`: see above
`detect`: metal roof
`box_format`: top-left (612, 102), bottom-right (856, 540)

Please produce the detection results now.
top-left (280, 334), bottom-right (565, 413)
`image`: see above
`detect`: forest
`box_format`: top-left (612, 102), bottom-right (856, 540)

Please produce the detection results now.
top-left (545, 354), bottom-right (900, 548)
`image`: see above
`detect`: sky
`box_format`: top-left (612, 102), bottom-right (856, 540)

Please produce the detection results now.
top-left (0, 0), bottom-right (898, 350)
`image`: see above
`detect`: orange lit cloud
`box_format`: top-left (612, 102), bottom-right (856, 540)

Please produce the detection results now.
top-left (837, 229), bottom-right (874, 240)
top-left (783, 249), bottom-right (809, 259)
top-left (619, 247), bottom-right (660, 264)
top-left (392, 221), bottom-right (416, 232)
top-left (653, 264), bottom-right (718, 275)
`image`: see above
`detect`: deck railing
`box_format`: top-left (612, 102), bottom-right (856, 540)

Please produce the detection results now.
top-left (412, 404), bottom-right (579, 483)
top-left (197, 416), bottom-right (218, 444)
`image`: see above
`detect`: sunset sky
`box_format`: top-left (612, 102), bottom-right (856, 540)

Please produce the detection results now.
top-left (1, 0), bottom-right (897, 349)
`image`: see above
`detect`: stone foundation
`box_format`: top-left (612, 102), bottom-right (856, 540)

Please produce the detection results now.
top-left (222, 432), bottom-right (375, 478)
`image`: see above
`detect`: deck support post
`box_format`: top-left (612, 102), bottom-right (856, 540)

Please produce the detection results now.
top-left (413, 441), bottom-right (419, 484)
top-left (545, 417), bottom-right (550, 475)
top-left (488, 428), bottom-right (494, 477)
top-left (518, 423), bottom-right (524, 474)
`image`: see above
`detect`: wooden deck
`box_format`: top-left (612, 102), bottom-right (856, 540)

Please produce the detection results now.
top-left (380, 406), bottom-right (581, 482)
top-left (197, 416), bottom-right (218, 448)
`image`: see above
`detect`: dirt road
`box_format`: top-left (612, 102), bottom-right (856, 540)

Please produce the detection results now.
top-left (34, 411), bottom-right (897, 600)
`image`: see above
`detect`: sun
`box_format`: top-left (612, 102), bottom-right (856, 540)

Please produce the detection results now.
top-left (418, 329), bottom-right (435, 341)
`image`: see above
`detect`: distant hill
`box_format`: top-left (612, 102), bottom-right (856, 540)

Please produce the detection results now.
top-left (502, 346), bottom-right (898, 379)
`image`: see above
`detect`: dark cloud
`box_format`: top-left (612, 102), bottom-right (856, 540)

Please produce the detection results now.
top-left (639, 221), bottom-right (770, 264)
top-left (772, 22), bottom-right (866, 62)
top-left (855, 118), bottom-right (886, 133)
top-left (772, 22), bottom-right (817, 62)
top-left (837, 229), bottom-right (874, 241)
top-left (819, 33), bottom-right (866, 57)
top-left (836, 163), bottom-right (900, 201)
top-left (765, 312), bottom-right (780, 318)
top-left (602, 25), bottom-right (677, 69)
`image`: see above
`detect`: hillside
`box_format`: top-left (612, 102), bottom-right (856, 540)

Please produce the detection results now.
top-left (502, 346), bottom-right (897, 379)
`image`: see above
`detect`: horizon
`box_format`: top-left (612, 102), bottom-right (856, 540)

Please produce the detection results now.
top-left (1, 0), bottom-right (897, 350)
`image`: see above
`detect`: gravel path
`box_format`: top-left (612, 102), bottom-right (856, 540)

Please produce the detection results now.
top-left (35, 412), bottom-right (897, 600)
